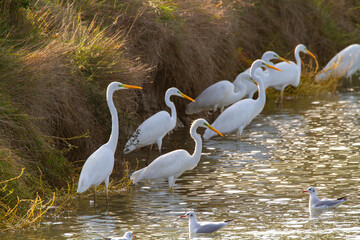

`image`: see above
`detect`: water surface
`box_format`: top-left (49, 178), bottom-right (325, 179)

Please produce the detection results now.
top-left (5, 84), bottom-right (360, 240)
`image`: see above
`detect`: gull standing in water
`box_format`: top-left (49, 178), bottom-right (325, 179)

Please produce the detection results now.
top-left (180, 211), bottom-right (234, 233)
top-left (303, 186), bottom-right (347, 210)
top-left (105, 231), bottom-right (135, 240)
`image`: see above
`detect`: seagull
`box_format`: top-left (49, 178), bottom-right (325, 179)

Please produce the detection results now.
top-left (303, 186), bottom-right (347, 210)
top-left (180, 211), bottom-right (234, 234)
top-left (105, 231), bottom-right (135, 240)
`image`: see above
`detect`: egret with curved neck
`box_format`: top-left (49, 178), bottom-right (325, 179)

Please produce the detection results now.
top-left (130, 118), bottom-right (223, 192)
top-left (263, 44), bottom-right (318, 104)
top-left (241, 50), bottom-right (290, 98)
top-left (203, 59), bottom-right (281, 140)
top-left (77, 82), bottom-right (142, 206)
top-left (124, 87), bottom-right (194, 164)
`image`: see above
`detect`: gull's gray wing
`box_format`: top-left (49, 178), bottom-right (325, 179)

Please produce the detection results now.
top-left (196, 222), bottom-right (229, 233)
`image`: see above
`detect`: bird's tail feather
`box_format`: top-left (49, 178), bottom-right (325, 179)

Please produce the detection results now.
top-left (123, 139), bottom-right (137, 154)
top-left (337, 196), bottom-right (347, 201)
top-left (225, 218), bottom-right (236, 224)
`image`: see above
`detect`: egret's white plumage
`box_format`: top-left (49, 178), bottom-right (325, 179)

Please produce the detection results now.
top-left (241, 51), bottom-right (290, 98)
top-left (203, 60), bottom-right (281, 140)
top-left (303, 186), bottom-right (347, 210)
top-left (130, 118), bottom-right (222, 192)
top-left (124, 87), bottom-right (194, 155)
top-left (180, 211), bottom-right (233, 234)
top-left (77, 82), bottom-right (142, 204)
top-left (316, 44), bottom-right (360, 81)
top-left (185, 75), bottom-right (248, 114)
top-left (263, 44), bottom-right (317, 101)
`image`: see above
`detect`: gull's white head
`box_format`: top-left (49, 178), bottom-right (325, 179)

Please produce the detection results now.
top-left (303, 186), bottom-right (317, 194)
top-left (180, 211), bottom-right (196, 220)
top-left (123, 231), bottom-right (134, 239)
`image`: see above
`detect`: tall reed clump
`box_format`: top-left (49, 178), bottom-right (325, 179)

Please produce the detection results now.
top-left (0, 0), bottom-right (145, 230)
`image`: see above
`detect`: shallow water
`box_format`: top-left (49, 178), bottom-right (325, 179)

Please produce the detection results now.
top-left (5, 83), bottom-right (360, 239)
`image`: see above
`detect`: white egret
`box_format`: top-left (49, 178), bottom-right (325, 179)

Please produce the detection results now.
top-left (124, 87), bottom-right (194, 162)
top-left (185, 75), bottom-right (248, 114)
top-left (241, 50), bottom-right (291, 98)
top-left (303, 186), bottom-right (347, 210)
top-left (316, 44), bottom-right (360, 82)
top-left (130, 118), bottom-right (223, 192)
top-left (77, 82), bottom-right (142, 206)
top-left (263, 44), bottom-right (317, 103)
top-left (180, 211), bottom-right (234, 234)
top-left (203, 60), bottom-right (281, 140)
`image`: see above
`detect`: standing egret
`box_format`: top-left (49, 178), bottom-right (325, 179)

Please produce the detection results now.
top-left (77, 82), bottom-right (142, 206)
top-left (241, 51), bottom-right (291, 98)
top-left (316, 44), bottom-right (360, 82)
top-left (203, 60), bottom-right (281, 140)
top-left (124, 87), bottom-right (194, 163)
top-left (180, 211), bottom-right (234, 234)
top-left (263, 44), bottom-right (318, 104)
top-left (185, 75), bottom-right (249, 115)
top-left (303, 186), bottom-right (347, 210)
top-left (130, 118), bottom-right (223, 192)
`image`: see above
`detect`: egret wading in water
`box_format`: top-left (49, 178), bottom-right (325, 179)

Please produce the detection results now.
top-left (242, 51), bottom-right (291, 98)
top-left (124, 87), bottom-right (194, 164)
top-left (263, 44), bottom-right (318, 105)
top-left (130, 118), bottom-right (223, 192)
top-left (303, 186), bottom-right (347, 210)
top-left (180, 211), bottom-right (234, 234)
top-left (203, 60), bottom-right (281, 140)
top-left (316, 44), bottom-right (360, 82)
top-left (185, 74), bottom-right (249, 115)
top-left (77, 82), bottom-right (142, 206)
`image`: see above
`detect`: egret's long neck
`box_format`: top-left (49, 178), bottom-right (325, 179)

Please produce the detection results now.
top-left (254, 72), bottom-right (266, 107)
top-left (165, 92), bottom-right (177, 130)
top-left (227, 81), bottom-right (247, 103)
top-left (294, 48), bottom-right (302, 86)
top-left (190, 124), bottom-right (203, 161)
top-left (106, 88), bottom-right (119, 153)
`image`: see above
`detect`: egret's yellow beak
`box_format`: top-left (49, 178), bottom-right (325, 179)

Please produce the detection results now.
top-left (205, 123), bottom-right (223, 136)
top-left (265, 63), bottom-right (282, 71)
top-left (123, 84), bottom-right (143, 89)
top-left (306, 50), bottom-right (319, 74)
top-left (181, 93), bottom-right (195, 102)
top-left (278, 56), bottom-right (292, 64)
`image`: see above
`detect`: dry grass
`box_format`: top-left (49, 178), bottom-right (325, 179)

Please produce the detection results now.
top-left (0, 0), bottom-right (359, 231)
top-left (0, 166), bottom-right (56, 230)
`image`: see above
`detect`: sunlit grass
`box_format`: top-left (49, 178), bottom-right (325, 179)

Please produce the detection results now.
top-left (0, 167), bottom-right (56, 230)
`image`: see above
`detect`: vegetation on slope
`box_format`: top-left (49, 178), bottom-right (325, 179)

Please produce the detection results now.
top-left (0, 0), bottom-right (359, 230)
